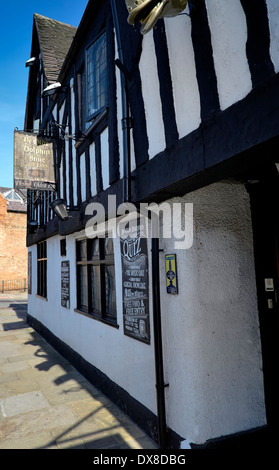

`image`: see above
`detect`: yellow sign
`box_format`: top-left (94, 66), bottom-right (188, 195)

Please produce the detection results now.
top-left (165, 254), bottom-right (178, 294)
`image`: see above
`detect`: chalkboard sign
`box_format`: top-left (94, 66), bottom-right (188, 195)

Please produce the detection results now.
top-left (121, 232), bottom-right (150, 344)
top-left (61, 261), bottom-right (70, 308)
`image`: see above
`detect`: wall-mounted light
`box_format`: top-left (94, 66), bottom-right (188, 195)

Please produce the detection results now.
top-left (28, 220), bottom-right (38, 228)
top-left (28, 220), bottom-right (39, 234)
top-left (125, 0), bottom-right (188, 35)
top-left (42, 82), bottom-right (63, 97)
top-left (50, 198), bottom-right (69, 221)
top-left (25, 57), bottom-right (39, 67)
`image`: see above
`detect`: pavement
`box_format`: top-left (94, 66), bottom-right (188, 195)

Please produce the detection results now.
top-left (0, 292), bottom-right (158, 450)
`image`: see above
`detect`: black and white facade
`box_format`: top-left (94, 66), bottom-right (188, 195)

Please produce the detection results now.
top-left (25, 0), bottom-right (279, 448)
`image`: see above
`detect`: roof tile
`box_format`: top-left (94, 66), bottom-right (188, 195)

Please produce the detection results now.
top-left (34, 13), bottom-right (77, 85)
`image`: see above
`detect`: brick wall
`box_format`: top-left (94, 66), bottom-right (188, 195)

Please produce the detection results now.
top-left (0, 193), bottom-right (27, 282)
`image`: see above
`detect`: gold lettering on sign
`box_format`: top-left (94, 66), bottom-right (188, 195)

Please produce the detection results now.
top-left (14, 130), bottom-right (56, 190)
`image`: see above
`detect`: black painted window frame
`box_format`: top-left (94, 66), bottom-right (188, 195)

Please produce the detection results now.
top-left (76, 237), bottom-right (118, 327)
top-left (85, 31), bottom-right (108, 124)
top-left (37, 240), bottom-right (47, 299)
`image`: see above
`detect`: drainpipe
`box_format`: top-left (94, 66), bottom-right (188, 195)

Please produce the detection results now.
top-left (151, 235), bottom-right (168, 448)
top-left (110, 0), bottom-right (168, 448)
top-left (110, 0), bottom-right (131, 203)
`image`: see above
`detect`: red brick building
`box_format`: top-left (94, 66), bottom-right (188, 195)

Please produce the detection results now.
top-left (0, 188), bottom-right (27, 291)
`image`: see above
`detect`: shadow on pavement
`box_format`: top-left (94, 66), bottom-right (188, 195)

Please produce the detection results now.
top-left (2, 303), bottom-right (29, 331)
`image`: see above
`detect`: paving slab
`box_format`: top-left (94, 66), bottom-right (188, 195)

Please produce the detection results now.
top-left (0, 431), bottom-right (57, 449)
top-left (0, 360), bottom-right (30, 374)
top-left (0, 341), bottom-right (20, 358)
top-left (0, 404), bottom-right (79, 443)
top-left (0, 372), bottom-right (19, 385)
top-left (0, 390), bottom-right (50, 417)
top-left (0, 295), bottom-right (158, 450)
top-left (0, 378), bottom-right (41, 399)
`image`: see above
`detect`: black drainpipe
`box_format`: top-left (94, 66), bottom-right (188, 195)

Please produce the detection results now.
top-left (110, 0), bottom-right (131, 203)
top-left (110, 0), bottom-right (168, 448)
top-left (151, 235), bottom-right (168, 448)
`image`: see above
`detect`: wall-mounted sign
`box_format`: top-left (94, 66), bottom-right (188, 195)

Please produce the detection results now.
top-left (165, 254), bottom-right (178, 294)
top-left (121, 229), bottom-right (150, 344)
top-left (14, 130), bottom-right (56, 191)
top-left (28, 251), bottom-right (32, 295)
top-left (61, 261), bottom-right (70, 308)
top-left (264, 278), bottom-right (274, 292)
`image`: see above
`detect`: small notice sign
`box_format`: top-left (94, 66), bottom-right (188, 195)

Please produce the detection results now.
top-left (165, 254), bottom-right (178, 294)
top-left (61, 261), bottom-right (70, 308)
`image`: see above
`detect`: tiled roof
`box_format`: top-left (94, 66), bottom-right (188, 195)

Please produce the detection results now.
top-left (0, 188), bottom-right (27, 213)
top-left (6, 201), bottom-right (27, 213)
top-left (0, 187), bottom-right (27, 199)
top-left (34, 13), bottom-right (77, 85)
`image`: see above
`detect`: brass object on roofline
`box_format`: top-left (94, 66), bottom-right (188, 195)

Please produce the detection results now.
top-left (125, 0), bottom-right (188, 35)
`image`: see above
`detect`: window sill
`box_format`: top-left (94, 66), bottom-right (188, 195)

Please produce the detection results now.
top-left (74, 308), bottom-right (119, 329)
top-left (75, 107), bottom-right (108, 149)
top-left (36, 295), bottom-right (48, 301)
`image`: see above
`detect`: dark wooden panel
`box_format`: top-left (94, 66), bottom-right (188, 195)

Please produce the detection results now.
top-left (240, 0), bottom-right (275, 88)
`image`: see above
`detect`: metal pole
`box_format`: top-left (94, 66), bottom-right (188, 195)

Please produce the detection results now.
top-left (110, 0), bottom-right (131, 203)
top-left (110, 0), bottom-right (168, 448)
top-left (152, 235), bottom-right (168, 448)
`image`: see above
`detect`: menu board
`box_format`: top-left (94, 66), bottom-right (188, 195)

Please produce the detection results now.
top-left (61, 261), bottom-right (70, 308)
top-left (121, 232), bottom-right (150, 344)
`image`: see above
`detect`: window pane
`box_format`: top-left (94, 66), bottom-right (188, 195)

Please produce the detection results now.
top-left (42, 260), bottom-right (47, 298)
top-left (37, 241), bottom-right (47, 298)
top-left (89, 239), bottom-right (99, 259)
top-left (78, 265), bottom-right (88, 308)
top-left (104, 238), bottom-right (114, 256)
top-left (105, 265), bottom-right (116, 317)
top-left (86, 33), bottom-right (107, 119)
top-left (79, 68), bottom-right (87, 132)
top-left (91, 265), bottom-right (101, 313)
top-left (77, 240), bottom-right (87, 261)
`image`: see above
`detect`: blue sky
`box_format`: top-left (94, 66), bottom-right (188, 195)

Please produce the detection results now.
top-left (0, 0), bottom-right (89, 188)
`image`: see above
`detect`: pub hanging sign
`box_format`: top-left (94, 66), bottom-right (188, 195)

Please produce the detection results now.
top-left (121, 226), bottom-right (150, 344)
top-left (14, 130), bottom-right (56, 191)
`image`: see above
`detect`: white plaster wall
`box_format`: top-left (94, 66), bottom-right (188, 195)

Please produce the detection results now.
top-left (65, 135), bottom-right (70, 206)
top-left (73, 152), bottom-right (78, 206)
top-left (70, 77), bottom-right (78, 206)
top-left (139, 33), bottom-right (166, 159)
top-left (58, 101), bottom-right (65, 200)
top-left (27, 182), bottom-right (266, 444)
top-left (89, 142), bottom-right (97, 197)
top-left (138, 0), bottom-right (260, 156)
top-left (115, 62), bottom-right (124, 179)
top-left (164, 14), bottom-right (201, 138)
top-left (80, 152), bottom-right (86, 202)
top-left (266, 0), bottom-right (279, 73)
top-left (114, 29), bottom-right (137, 175)
top-left (28, 231), bottom-right (157, 415)
top-left (159, 181), bottom-right (266, 444)
top-left (60, 159), bottom-right (64, 200)
top-left (205, 0), bottom-right (252, 110)
top-left (100, 128), bottom-right (110, 190)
